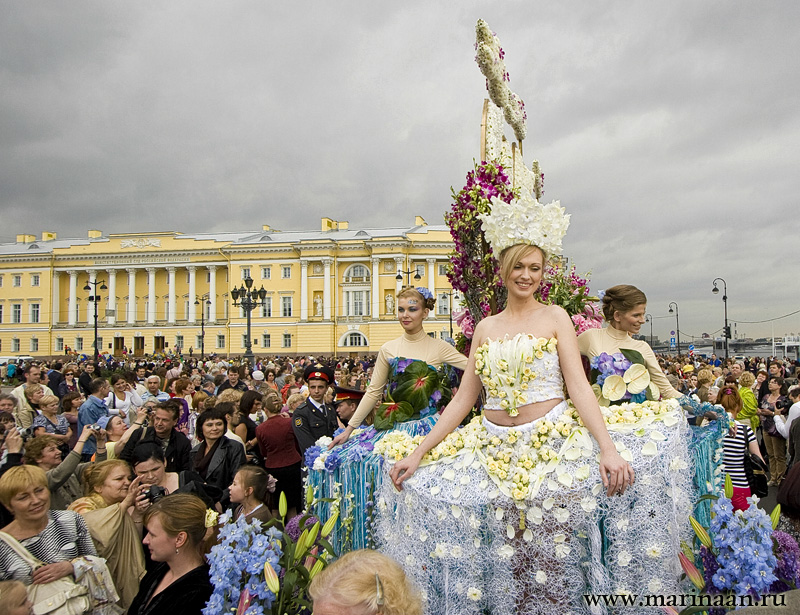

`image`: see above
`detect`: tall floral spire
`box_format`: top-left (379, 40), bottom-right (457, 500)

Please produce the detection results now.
top-left (444, 20), bottom-right (600, 353)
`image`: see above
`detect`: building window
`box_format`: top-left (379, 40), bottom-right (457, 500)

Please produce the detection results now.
top-left (75, 337), bottom-right (84, 351)
top-left (207, 271), bottom-right (212, 283)
top-left (437, 294), bottom-right (450, 316)
top-left (30, 303), bottom-right (40, 323)
top-left (282, 333), bottom-right (292, 348)
top-left (281, 266), bottom-right (291, 279)
top-left (95, 337), bottom-right (103, 351)
top-left (0, 305), bottom-right (3, 323)
top-left (344, 332), bottom-right (367, 347)
top-left (262, 334), bottom-right (270, 348)
top-left (242, 334), bottom-right (248, 348)
top-left (12, 275), bottom-right (21, 287)
top-left (175, 335), bottom-right (184, 350)
top-left (352, 291), bottom-right (365, 316)
top-left (241, 267), bottom-right (250, 280)
top-left (261, 267), bottom-right (271, 280)
top-left (12, 303), bottom-right (21, 324)
top-left (216, 334), bottom-right (225, 349)
top-left (196, 335), bottom-right (203, 348)
top-left (415, 264), bottom-right (425, 277)
top-left (55, 337), bottom-right (64, 352)
top-left (261, 297), bottom-right (272, 318)
top-left (31, 274), bottom-right (40, 287)
top-left (281, 296), bottom-right (292, 317)
top-left (438, 264), bottom-right (448, 276)
top-left (12, 338), bottom-right (20, 352)
top-left (344, 264), bottom-right (370, 282)
top-left (0, 275), bottom-right (3, 287)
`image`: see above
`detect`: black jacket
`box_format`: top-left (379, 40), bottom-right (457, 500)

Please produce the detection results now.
top-left (292, 399), bottom-right (339, 455)
top-left (128, 563), bottom-right (212, 615)
top-left (119, 427), bottom-right (192, 473)
top-left (190, 436), bottom-right (245, 493)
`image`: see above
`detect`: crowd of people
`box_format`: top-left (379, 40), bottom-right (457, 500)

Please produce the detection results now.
top-left (1, 318), bottom-right (799, 613)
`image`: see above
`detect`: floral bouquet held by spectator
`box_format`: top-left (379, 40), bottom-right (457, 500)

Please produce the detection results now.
top-left (205, 488), bottom-right (338, 615)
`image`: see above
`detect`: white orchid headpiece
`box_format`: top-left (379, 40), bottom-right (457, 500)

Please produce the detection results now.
top-left (477, 188), bottom-right (570, 256)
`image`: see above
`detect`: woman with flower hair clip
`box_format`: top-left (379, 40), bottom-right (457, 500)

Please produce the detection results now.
top-left (305, 286), bottom-right (468, 555)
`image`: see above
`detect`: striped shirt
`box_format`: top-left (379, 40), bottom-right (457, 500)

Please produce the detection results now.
top-left (0, 510), bottom-right (96, 583)
top-left (723, 420), bottom-right (756, 489)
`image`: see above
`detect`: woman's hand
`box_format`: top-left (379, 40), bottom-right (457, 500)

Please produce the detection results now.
top-left (389, 454), bottom-right (421, 492)
top-left (32, 561), bottom-right (74, 585)
top-left (134, 487), bottom-right (152, 515)
top-left (121, 476), bottom-right (143, 510)
top-left (329, 426), bottom-right (354, 449)
top-left (598, 449), bottom-right (635, 497)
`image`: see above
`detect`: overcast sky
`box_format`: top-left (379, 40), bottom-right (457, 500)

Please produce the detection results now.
top-left (2, 1), bottom-right (798, 343)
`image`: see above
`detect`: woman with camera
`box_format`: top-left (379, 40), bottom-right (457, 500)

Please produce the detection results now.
top-left (127, 493), bottom-right (213, 615)
top-left (68, 460), bottom-right (146, 609)
top-left (24, 426), bottom-right (107, 510)
top-left (105, 373), bottom-right (143, 426)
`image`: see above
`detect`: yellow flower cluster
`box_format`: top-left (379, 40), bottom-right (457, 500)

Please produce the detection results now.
top-left (474, 335), bottom-right (558, 417)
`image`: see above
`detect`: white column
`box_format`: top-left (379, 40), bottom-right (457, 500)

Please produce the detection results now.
top-left (188, 266), bottom-right (197, 323)
top-left (394, 257), bottom-right (404, 294)
top-left (52, 272), bottom-right (61, 324)
top-left (300, 260), bottom-right (309, 321)
top-left (146, 268), bottom-right (156, 324)
top-left (167, 267), bottom-right (176, 324)
top-left (371, 257), bottom-right (380, 319)
top-left (322, 258), bottom-right (332, 320)
top-left (207, 266), bottom-right (217, 324)
top-left (107, 269), bottom-right (117, 325)
top-left (87, 270), bottom-right (97, 323)
top-left (126, 269), bottom-right (137, 324)
top-left (68, 271), bottom-right (78, 326)
top-left (427, 258), bottom-right (437, 318)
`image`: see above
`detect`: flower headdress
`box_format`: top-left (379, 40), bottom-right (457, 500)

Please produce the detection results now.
top-left (477, 189), bottom-right (570, 256)
top-left (415, 287), bottom-right (434, 301)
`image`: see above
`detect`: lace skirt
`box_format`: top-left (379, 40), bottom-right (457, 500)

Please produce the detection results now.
top-left (373, 399), bottom-right (694, 615)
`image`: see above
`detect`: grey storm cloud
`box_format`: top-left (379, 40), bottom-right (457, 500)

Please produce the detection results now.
top-left (1, 0), bottom-right (799, 341)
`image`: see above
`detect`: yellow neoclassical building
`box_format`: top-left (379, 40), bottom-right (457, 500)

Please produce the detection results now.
top-left (0, 217), bottom-right (461, 359)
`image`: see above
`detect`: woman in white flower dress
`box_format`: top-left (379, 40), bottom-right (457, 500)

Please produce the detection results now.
top-left (376, 240), bottom-right (635, 613)
top-left (375, 242), bottom-right (693, 611)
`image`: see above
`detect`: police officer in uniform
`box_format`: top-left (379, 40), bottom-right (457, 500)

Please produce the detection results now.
top-left (292, 365), bottom-right (339, 455)
top-left (332, 386), bottom-right (366, 427)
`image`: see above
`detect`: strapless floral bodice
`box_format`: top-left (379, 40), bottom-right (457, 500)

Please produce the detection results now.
top-left (475, 334), bottom-right (563, 416)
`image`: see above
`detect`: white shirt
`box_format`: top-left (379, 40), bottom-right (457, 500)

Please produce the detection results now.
top-left (774, 401), bottom-right (800, 439)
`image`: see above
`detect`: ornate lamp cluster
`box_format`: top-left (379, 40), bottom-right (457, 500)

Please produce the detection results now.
top-left (230, 276), bottom-right (268, 364)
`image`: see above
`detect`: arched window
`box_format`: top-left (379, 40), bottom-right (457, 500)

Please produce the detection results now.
top-left (339, 331), bottom-right (368, 347)
top-left (343, 264), bottom-right (370, 282)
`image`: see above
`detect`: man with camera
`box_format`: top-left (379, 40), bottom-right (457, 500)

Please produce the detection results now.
top-left (118, 400), bottom-right (192, 472)
top-left (76, 377), bottom-right (111, 461)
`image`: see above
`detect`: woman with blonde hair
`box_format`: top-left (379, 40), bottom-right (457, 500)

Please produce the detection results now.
top-left (0, 579), bottom-right (33, 615)
top-left (309, 549), bottom-right (422, 615)
top-left (127, 493), bottom-right (213, 615)
top-left (68, 460), bottom-right (145, 609)
top-left (737, 371), bottom-right (760, 432)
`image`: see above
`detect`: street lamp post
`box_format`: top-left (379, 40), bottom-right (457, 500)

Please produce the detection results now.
top-left (230, 276), bottom-right (268, 365)
top-left (440, 290), bottom-right (460, 340)
top-left (668, 302), bottom-right (681, 357)
top-left (83, 279), bottom-right (107, 364)
top-left (396, 267), bottom-right (421, 287)
top-left (645, 313), bottom-right (653, 348)
top-left (712, 278), bottom-right (729, 361)
top-left (194, 295), bottom-right (212, 363)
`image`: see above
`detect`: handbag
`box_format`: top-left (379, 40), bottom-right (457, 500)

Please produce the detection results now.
top-left (743, 450), bottom-right (769, 498)
top-left (0, 531), bottom-right (91, 615)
